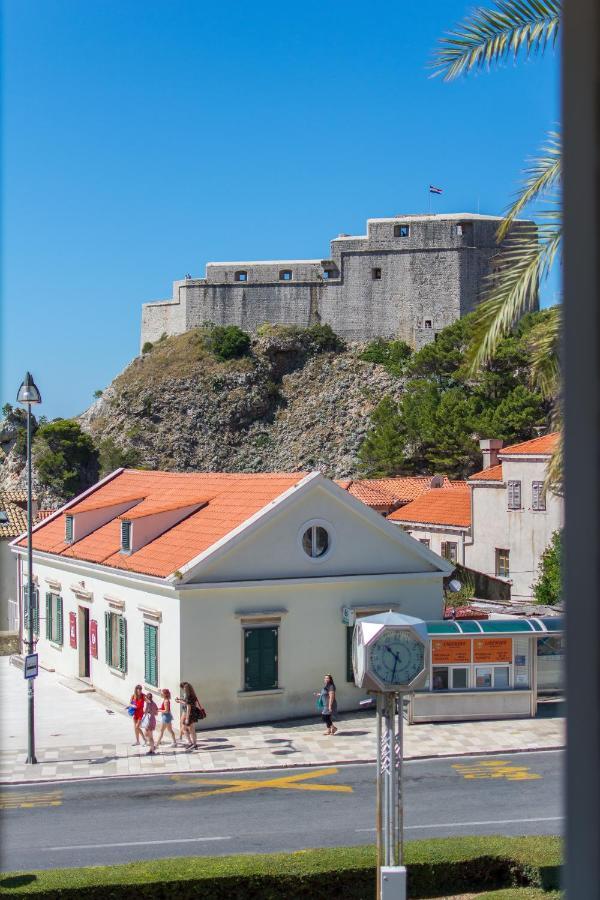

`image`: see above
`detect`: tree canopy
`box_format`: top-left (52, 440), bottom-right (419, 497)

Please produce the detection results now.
top-left (33, 419), bottom-right (99, 498)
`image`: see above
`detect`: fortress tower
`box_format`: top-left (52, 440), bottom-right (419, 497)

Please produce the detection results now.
top-left (141, 213), bottom-right (535, 350)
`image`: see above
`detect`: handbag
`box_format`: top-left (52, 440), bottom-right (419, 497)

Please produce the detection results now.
top-left (316, 694), bottom-right (324, 711)
top-left (141, 713), bottom-right (151, 729)
top-left (196, 704), bottom-right (207, 720)
top-left (126, 705), bottom-right (136, 717)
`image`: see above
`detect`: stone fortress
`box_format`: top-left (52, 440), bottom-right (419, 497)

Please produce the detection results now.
top-left (141, 213), bottom-right (533, 350)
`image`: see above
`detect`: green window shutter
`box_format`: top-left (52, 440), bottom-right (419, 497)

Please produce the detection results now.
top-left (32, 589), bottom-right (39, 636)
top-left (244, 628), bottom-right (261, 691)
top-left (56, 597), bottom-right (63, 645)
top-left (259, 627), bottom-right (278, 690)
top-left (144, 623), bottom-right (158, 687)
top-left (45, 593), bottom-right (52, 641)
top-left (118, 616), bottom-right (127, 673)
top-left (105, 612), bottom-right (112, 665)
top-left (346, 625), bottom-right (355, 682)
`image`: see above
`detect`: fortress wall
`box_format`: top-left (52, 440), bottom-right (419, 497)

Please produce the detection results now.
top-left (140, 284), bottom-right (187, 349)
top-left (184, 283), bottom-right (314, 332)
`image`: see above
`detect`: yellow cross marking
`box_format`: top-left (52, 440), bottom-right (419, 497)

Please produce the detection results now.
top-left (170, 767), bottom-right (353, 800)
top-left (452, 760), bottom-right (541, 781)
top-left (0, 790), bottom-right (63, 810)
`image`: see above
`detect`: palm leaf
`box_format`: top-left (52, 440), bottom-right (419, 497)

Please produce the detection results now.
top-left (498, 131), bottom-right (562, 241)
top-left (526, 304), bottom-right (561, 399)
top-left (467, 216), bottom-right (561, 372)
top-left (432, 0), bottom-right (561, 81)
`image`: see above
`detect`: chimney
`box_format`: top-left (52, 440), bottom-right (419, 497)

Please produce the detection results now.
top-left (479, 438), bottom-right (503, 469)
top-left (430, 475), bottom-right (444, 489)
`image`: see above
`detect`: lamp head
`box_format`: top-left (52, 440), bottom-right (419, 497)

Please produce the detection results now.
top-left (17, 372), bottom-right (42, 405)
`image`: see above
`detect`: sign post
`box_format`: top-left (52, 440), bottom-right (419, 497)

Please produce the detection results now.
top-left (24, 653), bottom-right (38, 680)
top-left (353, 611), bottom-right (429, 900)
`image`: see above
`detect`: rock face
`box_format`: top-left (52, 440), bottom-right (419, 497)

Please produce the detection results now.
top-left (80, 329), bottom-right (403, 478)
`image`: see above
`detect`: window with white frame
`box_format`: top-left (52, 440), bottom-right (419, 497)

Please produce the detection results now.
top-left (432, 666), bottom-right (469, 690)
top-left (302, 524), bottom-right (330, 559)
top-left (105, 611), bottom-right (127, 672)
top-left (45, 593), bottom-right (63, 645)
top-left (441, 541), bottom-right (458, 564)
top-left (532, 481), bottom-right (546, 510)
top-left (507, 480), bottom-right (522, 509)
top-left (475, 665), bottom-right (510, 689)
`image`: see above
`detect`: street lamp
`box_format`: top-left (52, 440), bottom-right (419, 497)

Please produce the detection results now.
top-left (17, 372), bottom-right (42, 765)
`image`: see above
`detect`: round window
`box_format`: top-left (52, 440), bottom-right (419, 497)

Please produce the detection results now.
top-left (302, 524), bottom-right (329, 558)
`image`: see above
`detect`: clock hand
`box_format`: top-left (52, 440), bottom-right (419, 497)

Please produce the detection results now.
top-left (391, 657), bottom-right (398, 681)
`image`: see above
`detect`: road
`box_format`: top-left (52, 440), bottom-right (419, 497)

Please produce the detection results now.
top-left (0, 750), bottom-right (562, 872)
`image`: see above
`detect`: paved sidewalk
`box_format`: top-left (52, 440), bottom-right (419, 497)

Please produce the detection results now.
top-left (0, 658), bottom-right (564, 784)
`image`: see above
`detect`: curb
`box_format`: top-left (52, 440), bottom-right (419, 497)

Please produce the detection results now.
top-left (0, 744), bottom-right (564, 787)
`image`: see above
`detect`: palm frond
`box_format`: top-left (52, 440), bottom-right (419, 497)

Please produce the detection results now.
top-left (467, 218), bottom-right (561, 372)
top-left (527, 304), bottom-right (561, 399)
top-left (546, 431), bottom-right (563, 493)
top-left (432, 0), bottom-right (561, 81)
top-left (498, 131), bottom-right (562, 241)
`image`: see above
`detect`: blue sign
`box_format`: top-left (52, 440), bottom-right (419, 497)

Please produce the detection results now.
top-left (24, 654), bottom-right (38, 680)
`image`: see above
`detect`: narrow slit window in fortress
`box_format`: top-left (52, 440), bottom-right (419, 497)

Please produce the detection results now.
top-left (424, 319), bottom-right (432, 328)
top-left (279, 270), bottom-right (293, 281)
top-left (393, 224), bottom-right (410, 237)
top-left (235, 271), bottom-right (248, 282)
top-left (372, 268), bottom-right (382, 280)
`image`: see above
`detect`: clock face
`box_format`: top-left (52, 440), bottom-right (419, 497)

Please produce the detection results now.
top-left (369, 630), bottom-right (425, 687)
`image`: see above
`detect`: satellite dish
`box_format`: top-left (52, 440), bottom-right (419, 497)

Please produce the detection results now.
top-left (447, 578), bottom-right (462, 593)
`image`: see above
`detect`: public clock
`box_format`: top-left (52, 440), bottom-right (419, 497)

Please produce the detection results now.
top-left (369, 631), bottom-right (425, 687)
top-left (352, 611), bottom-right (429, 692)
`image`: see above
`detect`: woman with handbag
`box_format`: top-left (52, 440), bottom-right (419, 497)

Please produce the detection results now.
top-left (128, 684), bottom-right (146, 746)
top-left (141, 691), bottom-right (159, 755)
top-left (315, 674), bottom-right (338, 735)
top-left (176, 682), bottom-right (205, 751)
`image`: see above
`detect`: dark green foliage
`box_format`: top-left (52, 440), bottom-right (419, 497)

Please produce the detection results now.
top-left (305, 322), bottom-right (346, 353)
top-left (359, 339), bottom-right (412, 376)
top-left (359, 312), bottom-right (550, 479)
top-left (141, 342), bottom-right (154, 354)
top-left (0, 836), bottom-right (561, 898)
top-left (209, 325), bottom-right (252, 361)
top-left (1, 404), bottom-right (34, 458)
top-left (533, 530), bottom-right (562, 606)
top-left (33, 420), bottom-right (99, 498)
top-left (97, 438), bottom-right (142, 478)
top-left (93, 390), bottom-right (103, 399)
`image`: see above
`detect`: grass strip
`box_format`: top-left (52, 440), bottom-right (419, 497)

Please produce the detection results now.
top-left (0, 836), bottom-right (562, 899)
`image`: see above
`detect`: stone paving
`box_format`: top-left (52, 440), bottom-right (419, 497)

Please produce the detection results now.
top-left (0, 658), bottom-right (564, 785)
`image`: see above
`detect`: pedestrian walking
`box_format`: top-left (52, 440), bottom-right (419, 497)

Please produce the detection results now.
top-left (141, 691), bottom-right (159, 755)
top-left (156, 688), bottom-right (177, 748)
top-left (128, 684), bottom-right (146, 746)
top-left (315, 674), bottom-right (338, 735)
top-left (176, 681), bottom-right (204, 750)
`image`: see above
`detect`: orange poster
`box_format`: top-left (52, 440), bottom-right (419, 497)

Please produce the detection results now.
top-left (473, 638), bottom-right (512, 663)
top-left (432, 639), bottom-right (471, 665)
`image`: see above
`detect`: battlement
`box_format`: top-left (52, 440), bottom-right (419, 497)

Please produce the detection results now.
top-left (141, 213), bottom-right (535, 350)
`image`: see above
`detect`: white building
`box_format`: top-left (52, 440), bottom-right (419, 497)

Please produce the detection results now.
top-left (389, 433), bottom-right (563, 603)
top-left (11, 469), bottom-right (451, 726)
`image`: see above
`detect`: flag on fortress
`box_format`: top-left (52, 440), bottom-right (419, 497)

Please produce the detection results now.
top-left (429, 185), bottom-right (443, 194)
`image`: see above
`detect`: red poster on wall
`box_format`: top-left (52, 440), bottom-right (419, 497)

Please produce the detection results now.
top-left (90, 619), bottom-right (98, 659)
top-left (69, 612), bottom-right (77, 649)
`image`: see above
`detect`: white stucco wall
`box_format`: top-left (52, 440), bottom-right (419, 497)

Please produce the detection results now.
top-left (1, 540), bottom-right (18, 632)
top-left (399, 526), bottom-right (468, 565)
top-left (465, 458), bottom-right (563, 600)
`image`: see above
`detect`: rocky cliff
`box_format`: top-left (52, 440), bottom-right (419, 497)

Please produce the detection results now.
top-left (79, 327), bottom-right (404, 478)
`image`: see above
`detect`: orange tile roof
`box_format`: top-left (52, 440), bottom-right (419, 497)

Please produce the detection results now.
top-left (468, 464), bottom-right (504, 482)
top-left (500, 432), bottom-right (559, 456)
top-left (69, 493), bottom-right (146, 514)
top-left (388, 484), bottom-right (471, 529)
top-left (118, 498), bottom-right (211, 520)
top-left (17, 470), bottom-right (308, 578)
top-left (341, 476), bottom-right (455, 510)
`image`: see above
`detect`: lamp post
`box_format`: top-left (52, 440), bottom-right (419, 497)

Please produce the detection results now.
top-left (17, 372), bottom-right (42, 765)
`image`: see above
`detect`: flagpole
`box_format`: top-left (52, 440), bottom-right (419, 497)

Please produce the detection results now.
top-left (428, 187), bottom-right (431, 215)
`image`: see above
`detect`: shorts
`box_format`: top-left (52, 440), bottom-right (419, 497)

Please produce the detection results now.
top-left (161, 712), bottom-right (173, 724)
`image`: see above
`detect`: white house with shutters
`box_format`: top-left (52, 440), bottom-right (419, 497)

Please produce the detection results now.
top-left (11, 468), bottom-right (451, 726)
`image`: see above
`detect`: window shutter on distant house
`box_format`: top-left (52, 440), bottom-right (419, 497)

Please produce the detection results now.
top-left (118, 616), bottom-right (127, 673)
top-left (144, 623), bottom-right (158, 687)
top-left (46, 593), bottom-right (52, 641)
top-left (508, 480), bottom-right (522, 509)
top-left (104, 612), bottom-right (111, 665)
top-left (56, 596), bottom-right (63, 645)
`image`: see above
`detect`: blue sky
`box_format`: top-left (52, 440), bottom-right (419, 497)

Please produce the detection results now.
top-left (2, 0), bottom-right (560, 420)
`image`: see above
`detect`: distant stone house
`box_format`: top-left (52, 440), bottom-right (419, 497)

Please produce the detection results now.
top-left (10, 468), bottom-right (451, 726)
top-left (387, 433), bottom-right (563, 603)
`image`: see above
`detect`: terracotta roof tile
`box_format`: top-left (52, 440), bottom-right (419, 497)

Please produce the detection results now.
top-left (341, 476), bottom-right (455, 510)
top-left (69, 493), bottom-right (146, 514)
top-left (500, 432), bottom-right (559, 456)
top-left (388, 484), bottom-right (471, 529)
top-left (17, 470), bottom-right (308, 578)
top-left (468, 464), bottom-right (504, 482)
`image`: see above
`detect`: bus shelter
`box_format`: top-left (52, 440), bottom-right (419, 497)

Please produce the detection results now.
top-left (408, 617), bottom-right (563, 724)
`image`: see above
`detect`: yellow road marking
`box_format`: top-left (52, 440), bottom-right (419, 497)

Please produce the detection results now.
top-left (452, 760), bottom-right (541, 781)
top-left (170, 767), bottom-right (353, 800)
top-left (0, 790), bottom-right (63, 810)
